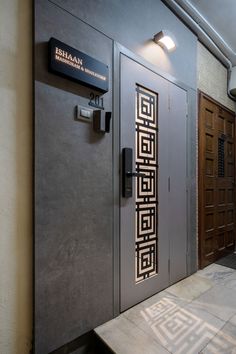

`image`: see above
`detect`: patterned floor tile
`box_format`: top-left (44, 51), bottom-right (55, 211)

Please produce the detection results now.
top-left (201, 322), bottom-right (236, 354)
top-left (197, 264), bottom-right (236, 285)
top-left (95, 315), bottom-right (170, 354)
top-left (191, 284), bottom-right (236, 321)
top-left (95, 265), bottom-right (236, 354)
top-left (229, 313), bottom-right (236, 327)
top-left (137, 297), bottom-right (224, 354)
top-left (165, 274), bottom-right (214, 301)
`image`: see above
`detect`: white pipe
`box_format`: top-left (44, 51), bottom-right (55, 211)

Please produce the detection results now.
top-left (166, 0), bottom-right (236, 101)
top-left (175, 0), bottom-right (236, 59)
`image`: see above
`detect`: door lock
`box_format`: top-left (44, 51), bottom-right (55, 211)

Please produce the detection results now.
top-left (122, 148), bottom-right (147, 198)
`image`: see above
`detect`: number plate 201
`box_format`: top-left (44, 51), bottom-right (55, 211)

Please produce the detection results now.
top-left (88, 92), bottom-right (104, 110)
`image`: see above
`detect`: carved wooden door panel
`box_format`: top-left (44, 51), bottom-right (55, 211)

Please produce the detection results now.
top-left (199, 92), bottom-right (235, 268)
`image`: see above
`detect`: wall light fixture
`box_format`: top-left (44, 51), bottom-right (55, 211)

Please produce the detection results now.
top-left (153, 31), bottom-right (176, 51)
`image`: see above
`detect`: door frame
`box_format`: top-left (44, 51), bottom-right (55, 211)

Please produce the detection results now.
top-left (112, 42), bottom-right (197, 316)
top-left (198, 90), bottom-right (236, 269)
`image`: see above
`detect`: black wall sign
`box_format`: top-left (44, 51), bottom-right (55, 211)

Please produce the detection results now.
top-left (49, 38), bottom-right (109, 93)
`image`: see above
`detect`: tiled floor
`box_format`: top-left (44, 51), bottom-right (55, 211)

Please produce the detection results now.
top-left (95, 264), bottom-right (236, 354)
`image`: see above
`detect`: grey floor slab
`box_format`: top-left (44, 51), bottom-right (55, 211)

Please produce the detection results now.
top-left (197, 264), bottom-right (236, 285)
top-left (125, 292), bottom-right (224, 354)
top-left (123, 290), bottom-right (190, 327)
top-left (229, 313), bottom-right (236, 327)
top-left (95, 316), bottom-right (170, 354)
top-left (216, 271), bottom-right (236, 291)
top-left (191, 284), bottom-right (236, 322)
top-left (95, 264), bottom-right (236, 354)
top-left (201, 322), bottom-right (236, 354)
top-left (165, 274), bottom-right (214, 301)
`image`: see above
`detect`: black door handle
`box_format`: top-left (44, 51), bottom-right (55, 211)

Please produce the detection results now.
top-left (126, 171), bottom-right (147, 178)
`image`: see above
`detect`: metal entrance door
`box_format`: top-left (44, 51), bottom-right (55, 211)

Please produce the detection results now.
top-left (120, 54), bottom-right (187, 311)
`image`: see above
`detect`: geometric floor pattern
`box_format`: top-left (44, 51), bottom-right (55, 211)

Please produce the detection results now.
top-left (140, 297), bottom-right (236, 354)
top-left (95, 262), bottom-right (236, 354)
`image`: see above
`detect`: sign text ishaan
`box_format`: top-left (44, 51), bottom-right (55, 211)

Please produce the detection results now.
top-left (55, 47), bottom-right (83, 69)
top-left (54, 46), bottom-right (107, 81)
top-left (49, 37), bottom-right (109, 92)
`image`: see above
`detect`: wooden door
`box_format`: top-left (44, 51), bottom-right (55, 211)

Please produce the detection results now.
top-left (199, 92), bottom-right (236, 268)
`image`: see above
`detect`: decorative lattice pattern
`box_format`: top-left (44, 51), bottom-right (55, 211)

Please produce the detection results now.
top-left (135, 85), bottom-right (158, 283)
top-left (218, 138), bottom-right (225, 177)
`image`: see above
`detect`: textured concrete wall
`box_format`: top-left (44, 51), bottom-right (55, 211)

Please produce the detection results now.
top-left (0, 1), bottom-right (32, 353)
top-left (197, 41), bottom-right (235, 111)
top-left (54, 0), bottom-right (197, 89)
top-left (34, 1), bottom-right (197, 352)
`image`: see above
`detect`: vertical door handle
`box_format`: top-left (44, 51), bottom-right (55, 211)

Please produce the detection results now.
top-left (122, 148), bottom-right (146, 197)
top-left (122, 148), bottom-right (133, 198)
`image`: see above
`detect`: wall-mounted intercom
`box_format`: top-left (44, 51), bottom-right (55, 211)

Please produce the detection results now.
top-left (93, 110), bottom-right (111, 133)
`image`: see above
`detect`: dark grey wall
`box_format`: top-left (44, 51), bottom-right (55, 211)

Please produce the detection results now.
top-left (35, 1), bottom-right (113, 353)
top-left (34, 0), bottom-right (197, 353)
top-left (51, 0), bottom-right (197, 89)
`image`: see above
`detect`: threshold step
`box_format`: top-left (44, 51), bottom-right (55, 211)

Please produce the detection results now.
top-left (95, 314), bottom-right (169, 354)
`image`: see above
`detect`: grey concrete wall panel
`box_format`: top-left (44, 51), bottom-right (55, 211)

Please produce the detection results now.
top-left (35, 1), bottom-right (113, 352)
top-left (35, 0), bottom-right (198, 352)
top-left (51, 0), bottom-right (197, 89)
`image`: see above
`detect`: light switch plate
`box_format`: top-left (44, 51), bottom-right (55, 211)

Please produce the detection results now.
top-left (75, 105), bottom-right (93, 123)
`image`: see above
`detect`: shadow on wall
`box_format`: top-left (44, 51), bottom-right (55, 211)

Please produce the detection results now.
top-left (0, 0), bottom-right (32, 353)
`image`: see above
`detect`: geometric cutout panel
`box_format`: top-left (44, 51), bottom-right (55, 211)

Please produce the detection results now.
top-left (135, 85), bottom-right (158, 283)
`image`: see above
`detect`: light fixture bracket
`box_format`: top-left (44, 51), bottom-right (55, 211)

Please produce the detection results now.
top-left (153, 30), bottom-right (177, 51)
